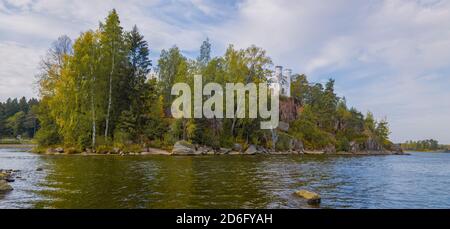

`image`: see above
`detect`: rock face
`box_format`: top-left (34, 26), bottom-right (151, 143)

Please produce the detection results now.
top-left (295, 190), bottom-right (321, 205)
top-left (171, 141), bottom-right (197, 155)
top-left (349, 139), bottom-right (387, 154)
top-left (0, 180), bottom-right (13, 192)
top-left (366, 138), bottom-right (383, 151)
top-left (349, 141), bottom-right (361, 153)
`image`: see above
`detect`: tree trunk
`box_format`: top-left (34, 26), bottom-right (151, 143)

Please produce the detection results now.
top-left (90, 47), bottom-right (96, 148)
top-left (104, 39), bottom-right (115, 140)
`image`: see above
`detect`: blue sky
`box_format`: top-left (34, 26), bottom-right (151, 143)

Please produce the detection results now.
top-left (1, 0), bottom-right (450, 143)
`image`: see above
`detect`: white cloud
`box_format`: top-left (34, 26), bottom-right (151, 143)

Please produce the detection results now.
top-left (0, 41), bottom-right (43, 100)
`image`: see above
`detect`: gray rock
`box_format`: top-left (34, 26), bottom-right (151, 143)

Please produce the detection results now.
top-left (55, 147), bottom-right (64, 153)
top-left (172, 141), bottom-right (197, 155)
top-left (219, 148), bottom-right (232, 154)
top-left (243, 145), bottom-right (258, 155)
top-left (196, 146), bottom-right (213, 155)
top-left (256, 146), bottom-right (269, 154)
top-left (232, 144), bottom-right (243, 152)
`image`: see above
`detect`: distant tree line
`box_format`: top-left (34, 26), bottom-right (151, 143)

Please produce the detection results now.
top-left (0, 97), bottom-right (39, 140)
top-left (33, 9), bottom-right (393, 153)
top-left (401, 139), bottom-right (447, 151)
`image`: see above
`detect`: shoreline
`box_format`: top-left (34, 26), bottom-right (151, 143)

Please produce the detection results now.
top-left (29, 147), bottom-right (408, 157)
top-left (0, 143), bottom-right (408, 156)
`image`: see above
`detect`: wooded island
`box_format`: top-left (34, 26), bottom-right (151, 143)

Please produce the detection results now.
top-left (1, 10), bottom-right (403, 156)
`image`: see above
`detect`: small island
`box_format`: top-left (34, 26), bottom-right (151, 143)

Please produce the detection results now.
top-left (0, 10), bottom-right (406, 157)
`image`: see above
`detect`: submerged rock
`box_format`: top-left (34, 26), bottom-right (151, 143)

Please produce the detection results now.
top-left (295, 190), bottom-right (321, 205)
top-left (0, 180), bottom-right (13, 192)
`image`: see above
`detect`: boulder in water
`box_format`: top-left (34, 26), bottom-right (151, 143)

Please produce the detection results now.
top-left (295, 190), bottom-right (321, 205)
top-left (0, 180), bottom-right (13, 192)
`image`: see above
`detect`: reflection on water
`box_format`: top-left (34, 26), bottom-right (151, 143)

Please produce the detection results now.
top-left (1, 148), bottom-right (450, 209)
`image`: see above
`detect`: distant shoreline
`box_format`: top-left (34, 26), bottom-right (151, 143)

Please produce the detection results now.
top-left (0, 144), bottom-right (36, 149)
top-left (404, 150), bottom-right (450, 153)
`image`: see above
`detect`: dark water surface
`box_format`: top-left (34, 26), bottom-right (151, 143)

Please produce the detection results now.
top-left (1, 148), bottom-right (449, 209)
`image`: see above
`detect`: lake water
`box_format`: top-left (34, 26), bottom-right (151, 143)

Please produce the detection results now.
top-left (1, 148), bottom-right (449, 209)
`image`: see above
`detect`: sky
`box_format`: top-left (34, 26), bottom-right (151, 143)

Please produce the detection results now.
top-left (0, 0), bottom-right (449, 143)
